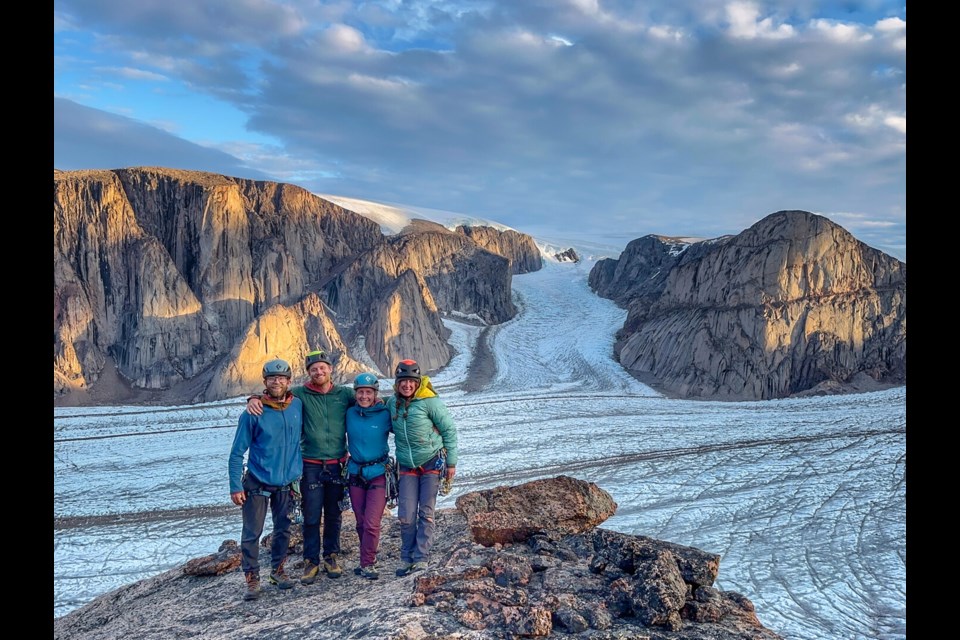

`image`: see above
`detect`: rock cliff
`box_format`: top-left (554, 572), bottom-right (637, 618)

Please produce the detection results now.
top-left (53, 476), bottom-right (783, 640)
top-left (455, 224), bottom-right (544, 275)
top-left (589, 211), bottom-right (906, 400)
top-left (53, 168), bottom-right (526, 404)
top-left (388, 222), bottom-right (518, 324)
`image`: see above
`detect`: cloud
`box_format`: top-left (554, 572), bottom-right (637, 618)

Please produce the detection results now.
top-left (725, 1), bottom-right (796, 40)
top-left (53, 0), bottom-right (906, 261)
top-left (875, 16), bottom-right (906, 32)
top-left (53, 97), bottom-right (273, 180)
top-left (319, 24), bottom-right (373, 55)
top-left (809, 19), bottom-right (872, 43)
top-left (845, 104), bottom-right (906, 135)
top-left (99, 66), bottom-right (169, 82)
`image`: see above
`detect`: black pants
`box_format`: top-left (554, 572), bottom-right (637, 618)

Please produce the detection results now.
top-left (302, 461), bottom-right (343, 564)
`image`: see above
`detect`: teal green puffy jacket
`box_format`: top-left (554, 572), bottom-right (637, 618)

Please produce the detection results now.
top-left (386, 376), bottom-right (458, 470)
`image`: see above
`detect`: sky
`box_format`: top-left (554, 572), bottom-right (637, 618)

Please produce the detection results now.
top-left (53, 0), bottom-right (906, 261)
top-left (54, 221), bottom-right (906, 638)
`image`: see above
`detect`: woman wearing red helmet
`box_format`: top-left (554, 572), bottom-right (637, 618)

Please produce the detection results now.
top-left (387, 359), bottom-right (458, 577)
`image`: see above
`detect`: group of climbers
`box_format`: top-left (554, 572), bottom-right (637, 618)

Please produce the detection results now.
top-left (228, 350), bottom-right (458, 601)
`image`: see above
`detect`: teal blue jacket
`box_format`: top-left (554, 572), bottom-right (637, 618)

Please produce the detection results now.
top-left (386, 376), bottom-right (458, 470)
top-left (345, 402), bottom-right (393, 481)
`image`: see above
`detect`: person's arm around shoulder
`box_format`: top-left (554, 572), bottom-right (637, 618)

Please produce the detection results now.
top-left (246, 394), bottom-right (263, 416)
top-left (247, 385), bottom-right (302, 415)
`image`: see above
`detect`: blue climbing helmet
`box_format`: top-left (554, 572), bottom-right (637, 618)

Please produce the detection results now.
top-left (353, 372), bottom-right (380, 391)
top-left (262, 358), bottom-right (292, 378)
top-left (304, 349), bottom-right (332, 369)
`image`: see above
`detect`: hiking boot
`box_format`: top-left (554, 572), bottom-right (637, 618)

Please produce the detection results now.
top-left (353, 566), bottom-right (363, 576)
top-left (268, 561), bottom-right (295, 590)
top-left (323, 554), bottom-right (342, 578)
top-left (301, 560), bottom-right (320, 585)
top-left (395, 561), bottom-right (425, 577)
top-left (360, 564), bottom-right (380, 580)
top-left (242, 571), bottom-right (261, 601)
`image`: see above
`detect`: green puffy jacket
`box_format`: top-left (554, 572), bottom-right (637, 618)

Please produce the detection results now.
top-left (386, 376), bottom-right (458, 470)
top-left (293, 383), bottom-right (355, 460)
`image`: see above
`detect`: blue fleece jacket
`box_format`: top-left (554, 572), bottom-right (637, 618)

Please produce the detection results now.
top-left (345, 402), bottom-right (393, 481)
top-left (228, 396), bottom-right (304, 493)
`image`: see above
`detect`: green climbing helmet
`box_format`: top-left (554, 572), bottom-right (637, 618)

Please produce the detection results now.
top-left (262, 358), bottom-right (292, 378)
top-left (353, 372), bottom-right (380, 391)
top-left (304, 349), bottom-right (332, 369)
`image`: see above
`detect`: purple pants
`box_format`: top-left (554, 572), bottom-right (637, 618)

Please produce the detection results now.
top-left (349, 475), bottom-right (387, 567)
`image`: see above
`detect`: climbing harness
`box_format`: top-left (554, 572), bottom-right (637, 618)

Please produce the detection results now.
top-left (242, 468), bottom-right (301, 518)
top-left (343, 454), bottom-right (400, 509)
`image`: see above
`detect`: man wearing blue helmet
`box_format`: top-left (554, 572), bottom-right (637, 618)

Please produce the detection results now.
top-left (344, 373), bottom-right (394, 579)
top-left (229, 358), bottom-right (303, 601)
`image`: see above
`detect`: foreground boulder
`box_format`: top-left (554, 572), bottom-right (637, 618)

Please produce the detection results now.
top-left (456, 475), bottom-right (618, 545)
top-left (54, 476), bottom-right (781, 639)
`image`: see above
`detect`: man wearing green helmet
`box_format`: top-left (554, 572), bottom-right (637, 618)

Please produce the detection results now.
top-left (247, 349), bottom-right (355, 582)
top-left (229, 358), bottom-right (303, 601)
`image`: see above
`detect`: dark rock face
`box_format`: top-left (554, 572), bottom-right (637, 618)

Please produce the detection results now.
top-left (53, 477), bottom-right (782, 640)
top-left (588, 235), bottom-right (706, 307)
top-left (554, 247), bottom-right (579, 263)
top-left (389, 226), bottom-right (518, 324)
top-left (589, 211), bottom-right (906, 400)
top-left (53, 168), bottom-right (518, 403)
top-left (455, 224), bottom-right (544, 275)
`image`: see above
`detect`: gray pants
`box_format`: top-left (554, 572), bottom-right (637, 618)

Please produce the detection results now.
top-left (397, 471), bottom-right (440, 563)
top-left (240, 473), bottom-right (293, 574)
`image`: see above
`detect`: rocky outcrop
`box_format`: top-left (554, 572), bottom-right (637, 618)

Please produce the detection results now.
top-left (114, 168), bottom-right (384, 342)
top-left (589, 211), bottom-right (906, 400)
top-left (588, 235), bottom-right (709, 307)
top-left (53, 476), bottom-right (782, 639)
top-left (389, 223), bottom-right (517, 324)
top-left (364, 269), bottom-right (452, 375)
top-left (54, 170), bottom-right (222, 395)
top-left (455, 225), bottom-right (543, 274)
top-left (320, 242), bottom-right (453, 375)
top-left (54, 168), bottom-right (519, 403)
top-left (554, 247), bottom-right (579, 263)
